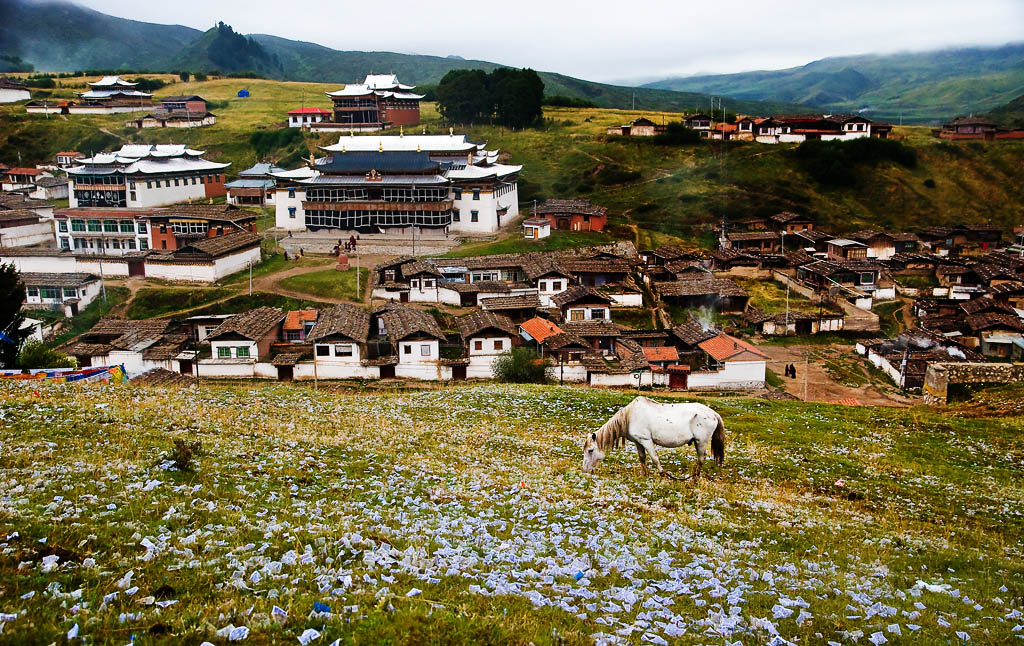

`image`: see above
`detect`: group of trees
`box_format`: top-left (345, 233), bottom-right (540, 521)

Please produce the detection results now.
top-left (0, 263), bottom-right (75, 370)
top-left (794, 137), bottom-right (917, 187)
top-left (436, 68), bottom-right (544, 128)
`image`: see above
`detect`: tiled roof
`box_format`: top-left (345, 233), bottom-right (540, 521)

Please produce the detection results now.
top-left (307, 303), bottom-right (371, 343)
top-left (642, 346), bottom-right (679, 362)
top-left (544, 332), bottom-right (590, 350)
top-left (535, 199), bottom-right (607, 217)
top-left (727, 231), bottom-right (779, 242)
top-left (551, 285), bottom-right (614, 307)
top-left (965, 313), bottom-right (1024, 333)
top-left (175, 231), bottom-right (261, 257)
top-left (374, 303), bottom-right (444, 341)
top-left (84, 318), bottom-right (171, 338)
top-left (655, 277), bottom-right (747, 298)
top-left (283, 309), bottom-right (318, 330)
top-left (207, 307), bottom-right (284, 342)
top-left (519, 317), bottom-right (562, 343)
top-left (960, 297), bottom-right (1015, 316)
top-left (563, 321), bottom-right (624, 337)
top-left (698, 333), bottom-right (768, 361)
top-left (480, 294), bottom-right (541, 311)
top-left (157, 203), bottom-right (257, 222)
top-left (456, 311), bottom-right (518, 338)
top-left (560, 258), bottom-right (632, 274)
top-left (141, 334), bottom-right (191, 360)
top-left (18, 272), bottom-right (99, 287)
top-left (770, 211), bottom-right (812, 223)
top-left (671, 321), bottom-right (719, 346)
top-left (271, 353), bottom-right (303, 366)
top-left (133, 368), bottom-right (194, 386)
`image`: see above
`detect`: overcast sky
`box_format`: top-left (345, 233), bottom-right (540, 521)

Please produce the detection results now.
top-left (75, 0), bottom-right (1024, 82)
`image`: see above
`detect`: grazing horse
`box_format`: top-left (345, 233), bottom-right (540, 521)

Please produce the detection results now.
top-left (582, 396), bottom-right (725, 479)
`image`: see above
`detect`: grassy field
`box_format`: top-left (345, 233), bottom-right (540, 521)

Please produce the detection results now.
top-left (4, 78), bottom-right (1024, 247)
top-left (0, 382), bottom-right (1021, 645)
top-left (187, 292), bottom-right (332, 316)
top-left (443, 230), bottom-right (615, 258)
top-left (278, 267), bottom-right (368, 302)
top-left (124, 287), bottom-right (235, 319)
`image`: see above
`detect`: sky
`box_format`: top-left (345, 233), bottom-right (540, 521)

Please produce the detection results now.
top-left (74, 0), bottom-right (1024, 83)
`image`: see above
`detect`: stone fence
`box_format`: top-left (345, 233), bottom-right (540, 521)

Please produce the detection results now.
top-left (923, 362), bottom-right (1024, 404)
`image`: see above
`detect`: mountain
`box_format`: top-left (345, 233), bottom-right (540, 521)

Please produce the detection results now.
top-left (0, 0), bottom-right (200, 71)
top-left (642, 44), bottom-right (1024, 123)
top-left (986, 93), bottom-right (1024, 128)
top-left (0, 0), bottom-right (808, 115)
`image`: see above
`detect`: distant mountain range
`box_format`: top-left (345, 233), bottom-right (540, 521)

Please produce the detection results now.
top-left (641, 45), bottom-right (1024, 123)
top-left (0, 0), bottom-right (807, 116)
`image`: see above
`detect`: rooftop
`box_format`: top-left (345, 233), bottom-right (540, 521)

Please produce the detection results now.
top-left (456, 311), bottom-right (518, 338)
top-left (698, 333), bottom-right (769, 362)
top-left (207, 307), bottom-right (284, 342)
top-left (307, 303), bottom-right (371, 343)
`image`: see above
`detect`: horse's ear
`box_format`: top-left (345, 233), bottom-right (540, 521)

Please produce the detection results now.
top-left (591, 432), bottom-right (597, 440)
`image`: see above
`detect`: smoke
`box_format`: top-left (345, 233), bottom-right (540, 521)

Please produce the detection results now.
top-left (945, 346), bottom-right (966, 359)
top-left (695, 306), bottom-right (715, 332)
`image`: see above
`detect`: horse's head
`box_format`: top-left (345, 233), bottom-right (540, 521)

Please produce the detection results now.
top-left (582, 432), bottom-right (605, 473)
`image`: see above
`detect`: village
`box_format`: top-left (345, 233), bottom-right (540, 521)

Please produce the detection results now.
top-left (2, 71), bottom-right (1023, 404)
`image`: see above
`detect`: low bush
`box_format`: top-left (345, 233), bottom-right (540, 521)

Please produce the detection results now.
top-left (492, 348), bottom-right (550, 383)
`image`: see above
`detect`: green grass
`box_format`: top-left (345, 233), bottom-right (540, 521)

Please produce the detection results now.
top-left (277, 267), bottom-right (368, 302)
top-left (611, 307), bottom-right (654, 329)
top-left (124, 287), bottom-right (234, 319)
top-left (47, 286), bottom-right (130, 347)
top-left (736, 278), bottom-right (828, 314)
top-left (0, 383), bottom-right (1021, 645)
top-left (443, 230), bottom-right (614, 258)
top-left (188, 291), bottom-right (332, 315)
top-left (217, 253), bottom-right (332, 286)
top-left (897, 274), bottom-right (939, 290)
top-left (873, 300), bottom-right (905, 338)
top-left (764, 366), bottom-right (785, 388)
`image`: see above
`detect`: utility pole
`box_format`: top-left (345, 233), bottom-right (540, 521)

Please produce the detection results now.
top-left (248, 260), bottom-right (252, 296)
top-left (98, 250), bottom-right (107, 302)
top-left (355, 251), bottom-right (360, 301)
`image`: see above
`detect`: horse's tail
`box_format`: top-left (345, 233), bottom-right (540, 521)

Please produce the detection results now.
top-left (711, 416), bottom-right (726, 466)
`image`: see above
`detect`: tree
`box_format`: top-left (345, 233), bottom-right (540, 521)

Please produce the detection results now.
top-left (178, 71), bottom-right (191, 82)
top-left (436, 68), bottom-right (545, 128)
top-left (492, 68), bottom-right (543, 128)
top-left (16, 341), bottom-right (76, 369)
top-left (436, 69), bottom-right (491, 124)
top-left (0, 263), bottom-right (29, 368)
top-left (492, 347), bottom-right (550, 383)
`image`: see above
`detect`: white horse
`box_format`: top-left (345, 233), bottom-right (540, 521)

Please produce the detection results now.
top-left (582, 396), bottom-right (725, 479)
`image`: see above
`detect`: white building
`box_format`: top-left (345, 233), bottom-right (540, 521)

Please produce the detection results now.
top-left (306, 303), bottom-right (378, 379)
top-left (72, 76), bottom-right (152, 114)
top-left (54, 208), bottom-right (154, 254)
top-left (456, 310), bottom-right (518, 379)
top-left (67, 144), bottom-right (229, 208)
top-left (22, 272), bottom-right (102, 317)
top-left (273, 134), bottom-right (520, 235)
top-left (0, 210), bottom-right (54, 248)
top-left (288, 108), bottom-right (331, 128)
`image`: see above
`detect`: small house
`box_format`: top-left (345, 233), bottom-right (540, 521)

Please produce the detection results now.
top-left (307, 303), bottom-right (374, 379)
top-left (288, 107), bottom-right (332, 128)
top-left (553, 285), bottom-right (615, 322)
top-left (522, 218), bottom-right (551, 240)
top-left (770, 211), bottom-right (814, 233)
top-left (534, 199), bottom-right (608, 232)
top-left (205, 306), bottom-right (286, 362)
top-left (283, 310), bottom-right (318, 342)
top-left (457, 310), bottom-right (519, 378)
top-left (22, 272), bottom-right (102, 317)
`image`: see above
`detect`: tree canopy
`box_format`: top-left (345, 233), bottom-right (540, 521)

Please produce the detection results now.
top-left (0, 263), bottom-right (29, 369)
top-left (437, 68), bottom-right (544, 128)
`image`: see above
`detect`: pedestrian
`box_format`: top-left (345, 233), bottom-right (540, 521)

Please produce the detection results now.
top-left (791, 363), bottom-right (797, 380)
top-left (349, 235), bottom-right (357, 251)
top-left (299, 247), bottom-right (304, 257)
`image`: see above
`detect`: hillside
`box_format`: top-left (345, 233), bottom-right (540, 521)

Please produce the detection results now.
top-left (0, 0), bottom-right (807, 115)
top-left (2, 80), bottom-right (1022, 241)
top-left (642, 44), bottom-right (1024, 123)
top-left (1, 381), bottom-right (1022, 644)
top-left (986, 92), bottom-right (1024, 127)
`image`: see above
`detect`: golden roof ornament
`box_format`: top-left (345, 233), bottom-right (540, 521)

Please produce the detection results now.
top-left (400, 125), bottom-right (404, 137)
top-left (378, 140), bottom-right (383, 152)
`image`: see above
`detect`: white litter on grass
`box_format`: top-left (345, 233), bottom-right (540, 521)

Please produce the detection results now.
top-left (297, 628), bottom-right (321, 645)
top-left (67, 623), bottom-right (79, 640)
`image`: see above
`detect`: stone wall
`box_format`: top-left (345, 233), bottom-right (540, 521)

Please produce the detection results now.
top-left (923, 362), bottom-right (1024, 404)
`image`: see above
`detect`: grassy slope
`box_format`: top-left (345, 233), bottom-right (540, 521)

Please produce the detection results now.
top-left (124, 287), bottom-right (234, 319)
top-left (277, 267), bottom-right (368, 302)
top-left (0, 382), bottom-right (1020, 644)
top-left (3, 84), bottom-right (1023, 243)
top-left (643, 44), bottom-right (1024, 123)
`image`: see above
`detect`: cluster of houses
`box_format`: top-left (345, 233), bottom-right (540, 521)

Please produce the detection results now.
top-left (56, 239), bottom-right (769, 390)
top-left (609, 113), bottom-right (892, 143)
top-left (287, 74), bottom-right (423, 133)
top-left (934, 116), bottom-right (1024, 141)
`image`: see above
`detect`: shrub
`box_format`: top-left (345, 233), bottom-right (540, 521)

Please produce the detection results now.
top-left (178, 71), bottom-right (190, 82)
top-left (492, 348), bottom-right (550, 384)
top-left (16, 340), bottom-right (76, 369)
top-left (923, 178), bottom-right (936, 189)
top-left (193, 72), bottom-right (208, 82)
top-left (169, 439), bottom-right (202, 471)
top-left (544, 95), bottom-right (597, 108)
top-left (793, 137), bottom-right (917, 187)
top-left (652, 121), bottom-right (701, 145)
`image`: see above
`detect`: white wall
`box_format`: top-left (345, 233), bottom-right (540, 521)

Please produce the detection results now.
top-left (67, 105), bottom-right (149, 115)
top-left (197, 360), bottom-right (255, 378)
top-left (275, 188), bottom-right (307, 230)
top-left (549, 363), bottom-right (588, 383)
top-left (210, 340), bottom-right (259, 360)
top-left (450, 183), bottom-right (518, 234)
top-left (397, 339), bottom-right (439, 364)
top-left (607, 292), bottom-right (643, 307)
top-left (590, 371), bottom-right (653, 388)
top-left (297, 361), bottom-right (378, 380)
top-left (395, 362), bottom-right (451, 381)
top-left (0, 88), bottom-right (31, 103)
top-left (688, 360), bottom-right (766, 390)
top-left (145, 247), bottom-right (260, 283)
top-left (0, 222), bottom-right (54, 247)
top-left (566, 305), bottom-right (611, 321)
top-left (536, 278), bottom-right (569, 307)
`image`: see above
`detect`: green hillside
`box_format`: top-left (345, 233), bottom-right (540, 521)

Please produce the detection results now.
top-left (2, 78), bottom-right (1021, 243)
top-left (643, 44), bottom-right (1024, 123)
top-left (0, 0), bottom-right (807, 115)
top-left (987, 93), bottom-right (1024, 127)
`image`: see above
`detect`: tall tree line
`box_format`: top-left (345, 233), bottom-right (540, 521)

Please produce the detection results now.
top-left (436, 68), bottom-right (544, 128)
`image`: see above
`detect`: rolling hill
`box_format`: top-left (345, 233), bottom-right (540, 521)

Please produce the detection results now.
top-left (986, 93), bottom-right (1024, 127)
top-left (0, 0), bottom-right (808, 115)
top-left (642, 44), bottom-right (1024, 123)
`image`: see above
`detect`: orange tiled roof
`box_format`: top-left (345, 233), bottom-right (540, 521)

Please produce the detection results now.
top-left (698, 333), bottom-right (768, 362)
top-left (642, 346), bottom-right (680, 362)
top-left (519, 316), bottom-right (562, 343)
top-left (283, 309), bottom-right (318, 330)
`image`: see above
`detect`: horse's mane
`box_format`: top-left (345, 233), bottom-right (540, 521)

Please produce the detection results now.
top-left (595, 400), bottom-right (633, 452)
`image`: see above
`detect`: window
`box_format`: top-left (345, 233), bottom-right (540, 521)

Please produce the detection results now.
top-left (27, 287), bottom-right (38, 297)
top-left (130, 191), bottom-right (136, 202)
top-left (120, 221), bottom-right (134, 233)
top-left (146, 180), bottom-right (152, 189)
top-left (289, 207), bottom-right (297, 218)
top-left (58, 221), bottom-right (68, 232)
top-left (236, 346), bottom-right (250, 358)
top-left (453, 210), bottom-right (460, 222)
top-left (493, 340), bottom-right (504, 351)
top-left (471, 210), bottom-right (479, 223)
top-left (288, 188), bottom-right (296, 199)
top-left (423, 279), bottom-right (435, 288)
top-left (137, 222), bottom-right (147, 234)
top-left (112, 240), bottom-right (120, 250)
top-left (161, 241), bottom-right (167, 250)
top-left (63, 288), bottom-right (76, 299)
top-left (453, 188), bottom-right (462, 199)
top-left (192, 177), bottom-right (198, 185)
top-left (420, 344), bottom-right (431, 357)
top-left (87, 220), bottom-right (101, 232)
top-left (860, 272), bottom-right (874, 285)
top-left (472, 189), bottom-right (480, 201)
top-left (172, 221), bottom-right (208, 236)
top-left (71, 219), bottom-right (85, 232)
top-left (552, 281), bottom-right (563, 292)
top-left (590, 308), bottom-right (605, 320)
top-left (174, 178), bottom-right (180, 187)
top-left (474, 340), bottom-right (483, 351)
top-left (334, 344), bottom-right (353, 357)
top-left (218, 347), bottom-right (231, 358)
top-left (127, 240), bottom-right (136, 250)
top-left (139, 239), bottom-right (148, 250)
top-left (286, 331), bottom-right (300, 341)
top-left (316, 345), bottom-right (330, 357)
top-left (403, 344), bottom-right (412, 355)
top-left (570, 309), bottom-right (585, 321)
top-left (60, 238), bottom-right (70, 250)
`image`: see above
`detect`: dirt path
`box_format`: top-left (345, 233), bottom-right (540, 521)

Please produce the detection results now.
top-left (758, 343), bottom-right (916, 407)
